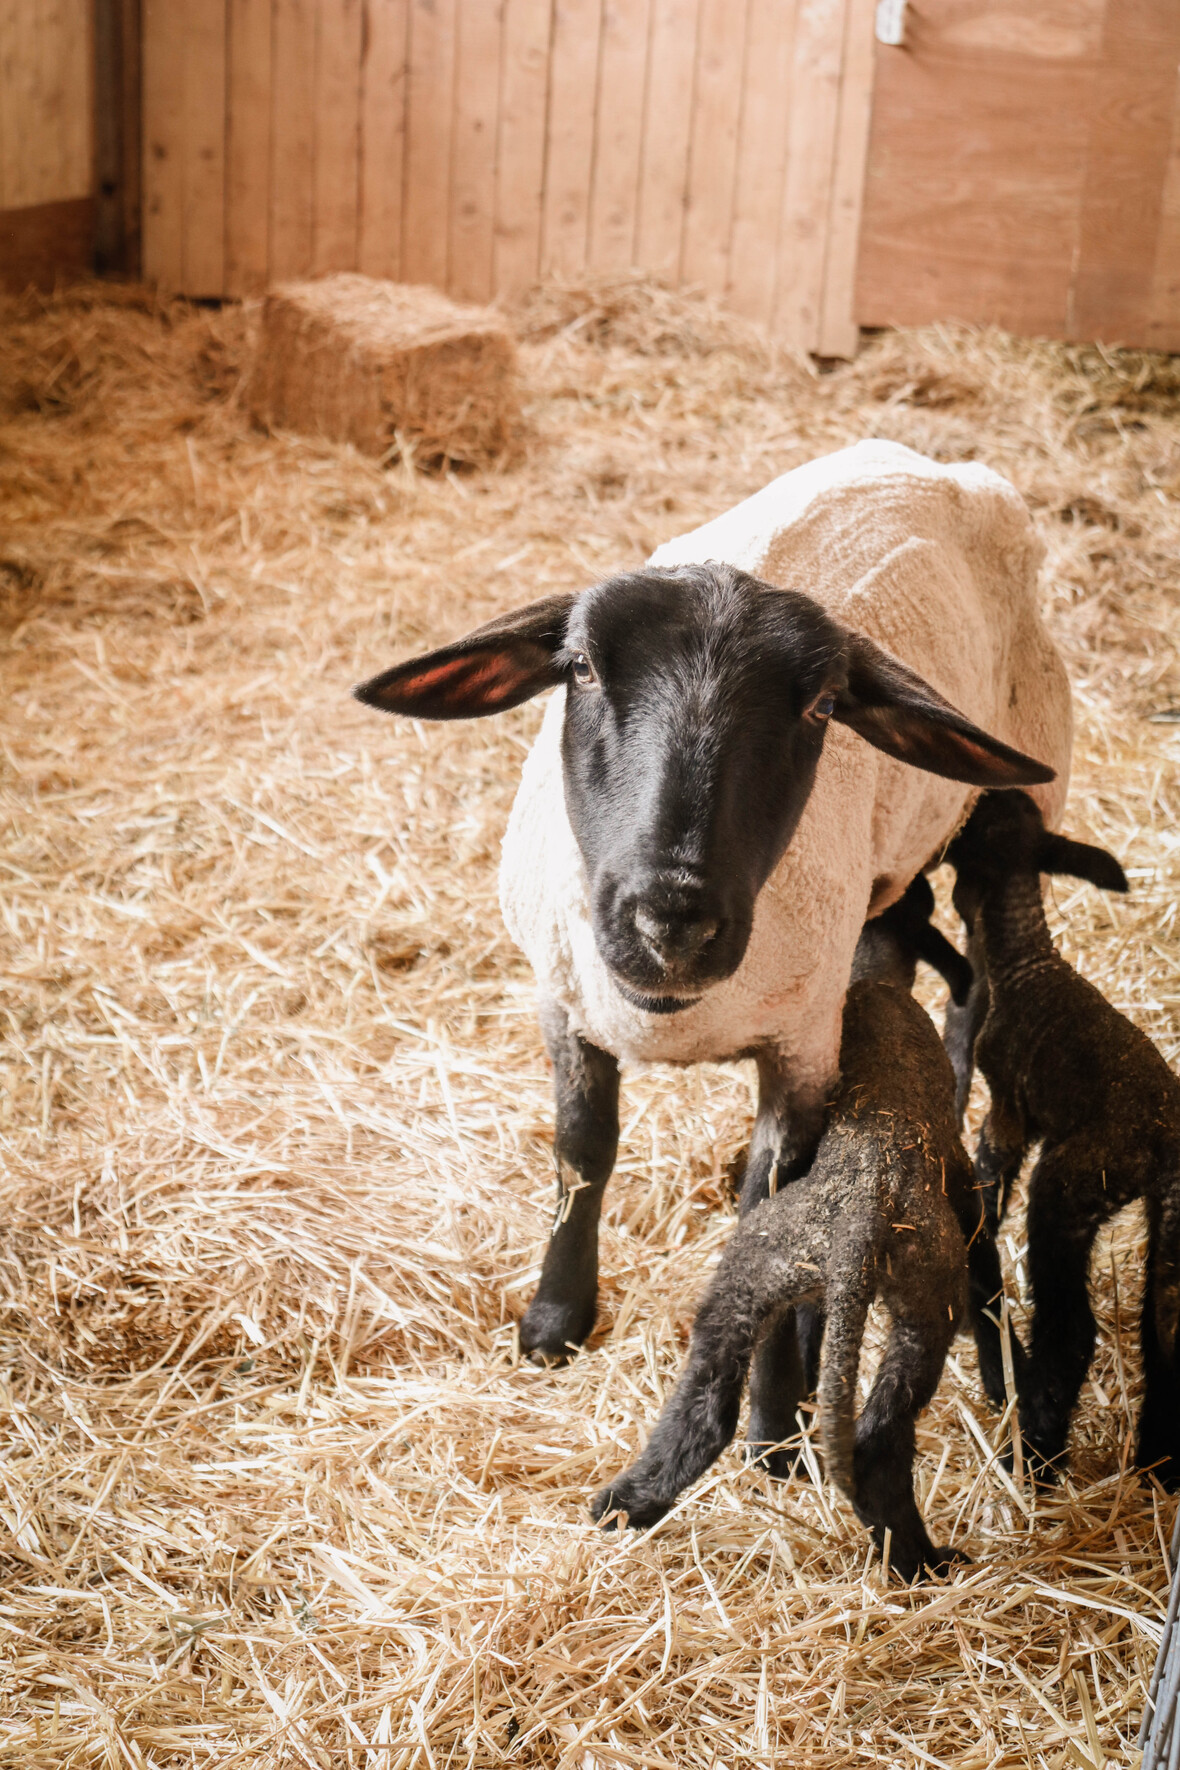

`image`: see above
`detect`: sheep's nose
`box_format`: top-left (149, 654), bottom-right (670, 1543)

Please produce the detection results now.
top-left (633, 905), bottom-right (720, 965)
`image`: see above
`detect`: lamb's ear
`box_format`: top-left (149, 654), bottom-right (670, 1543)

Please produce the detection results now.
top-left (833, 633), bottom-right (1057, 788)
top-left (1037, 832), bottom-right (1129, 893)
top-left (353, 593), bottom-right (576, 719)
top-left (913, 922), bottom-right (974, 1007)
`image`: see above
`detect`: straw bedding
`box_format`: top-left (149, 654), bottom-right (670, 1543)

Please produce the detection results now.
top-left (0, 274), bottom-right (1177, 1767)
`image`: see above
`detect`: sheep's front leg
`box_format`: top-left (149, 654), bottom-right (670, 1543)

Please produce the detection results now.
top-left (1138, 1198), bottom-right (1180, 1490)
top-left (738, 1054), bottom-right (826, 1473)
top-left (1019, 1144), bottom-right (1101, 1479)
top-left (519, 1002), bottom-right (620, 1365)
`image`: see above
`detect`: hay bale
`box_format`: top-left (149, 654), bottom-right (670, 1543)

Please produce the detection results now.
top-left (247, 273), bottom-right (520, 466)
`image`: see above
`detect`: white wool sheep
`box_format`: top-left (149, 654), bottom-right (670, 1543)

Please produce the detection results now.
top-left (499, 441), bottom-right (1071, 1094)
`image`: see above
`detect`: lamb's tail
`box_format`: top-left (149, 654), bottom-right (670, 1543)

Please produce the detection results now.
top-left (817, 1222), bottom-right (878, 1503)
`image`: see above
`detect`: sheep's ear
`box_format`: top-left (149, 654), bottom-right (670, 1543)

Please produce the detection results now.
top-left (1037, 832), bottom-right (1129, 893)
top-left (354, 593), bottom-right (576, 719)
top-left (833, 634), bottom-right (1057, 788)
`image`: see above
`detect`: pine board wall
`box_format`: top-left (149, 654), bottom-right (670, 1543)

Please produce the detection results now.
top-left (141, 0), bottom-right (877, 356)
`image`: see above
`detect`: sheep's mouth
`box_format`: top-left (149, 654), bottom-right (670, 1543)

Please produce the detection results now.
top-left (612, 980), bottom-right (703, 1015)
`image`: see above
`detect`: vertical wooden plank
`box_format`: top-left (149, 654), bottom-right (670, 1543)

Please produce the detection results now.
top-left (726, 0), bottom-right (797, 326)
top-left (313, 0), bottom-right (363, 272)
top-left (121, 0), bottom-right (143, 273)
top-left (1145, 66), bottom-right (1180, 348)
top-left (680, 0), bottom-right (748, 293)
top-left (358, 0), bottom-right (410, 279)
top-left (143, 0), bottom-right (186, 288)
top-left (270, 0), bottom-right (317, 278)
top-left (450, 0), bottom-right (504, 302)
top-left (774, 0), bottom-right (849, 351)
top-left (181, 0), bottom-right (227, 296)
top-left (817, 0), bottom-right (875, 356)
top-left (540, 0), bottom-right (602, 278)
top-left (633, 0), bottom-right (698, 281)
top-left (0, 0), bottom-right (20, 209)
top-left (402, 0), bottom-right (457, 286)
top-left (59, 0), bottom-right (94, 202)
top-left (492, 0), bottom-right (551, 296)
top-left (5, 0), bottom-right (92, 208)
top-left (1071, 0), bottom-right (1180, 342)
top-left (227, 0), bottom-right (274, 295)
top-left (586, 0), bottom-right (649, 273)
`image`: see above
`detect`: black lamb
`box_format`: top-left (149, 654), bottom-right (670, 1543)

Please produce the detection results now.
top-left (591, 880), bottom-right (994, 1581)
top-left (948, 789), bottom-right (1180, 1488)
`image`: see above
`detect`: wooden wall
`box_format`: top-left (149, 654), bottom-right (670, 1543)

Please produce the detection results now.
top-left (0, 0), bottom-right (95, 288)
top-left (142, 0), bottom-right (877, 355)
top-left (856, 0), bottom-right (1180, 351)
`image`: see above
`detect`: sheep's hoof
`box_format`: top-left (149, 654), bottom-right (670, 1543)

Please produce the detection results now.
top-left (748, 1441), bottom-right (808, 1483)
top-left (590, 1478), bottom-right (668, 1531)
top-left (518, 1298), bottom-right (594, 1366)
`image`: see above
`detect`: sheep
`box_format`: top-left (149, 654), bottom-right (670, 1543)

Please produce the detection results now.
top-left (354, 441), bottom-right (1072, 1379)
top-left (590, 882), bottom-right (989, 1582)
top-left (947, 789), bottom-right (1180, 1488)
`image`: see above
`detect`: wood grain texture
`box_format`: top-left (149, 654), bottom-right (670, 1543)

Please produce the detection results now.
top-left (402, 0), bottom-right (457, 285)
top-left (633, 0), bottom-right (698, 280)
top-left (680, 0), bottom-right (748, 295)
top-left (449, 0), bottom-right (504, 302)
top-left (818, 0), bottom-right (875, 356)
top-left (0, 0), bottom-right (93, 211)
top-left (587, 0), bottom-right (650, 273)
top-left (775, 0), bottom-right (849, 350)
top-left (726, 0), bottom-right (798, 327)
top-left (182, 0), bottom-right (228, 297)
top-left (358, 0), bottom-right (410, 279)
top-left (492, 0), bottom-right (551, 294)
top-left (0, 194), bottom-right (94, 289)
top-left (541, 0), bottom-right (603, 277)
top-left (856, 0), bottom-right (1104, 339)
top-left (143, 0), bottom-right (186, 287)
top-left (1145, 69), bottom-right (1180, 349)
top-left (226, 0), bottom-right (273, 296)
top-left (1072, 0), bottom-right (1180, 342)
top-left (313, 0), bottom-right (364, 273)
top-left (270, 0), bottom-right (318, 278)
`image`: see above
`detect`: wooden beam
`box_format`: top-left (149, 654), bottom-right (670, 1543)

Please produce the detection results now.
top-left (587, 0), bottom-right (650, 273)
top-left (492, 0), bottom-right (550, 295)
top-left (449, 0), bottom-right (504, 302)
top-left (541, 0), bottom-right (603, 278)
top-left (226, 0), bottom-right (273, 296)
top-left (358, 0), bottom-right (410, 280)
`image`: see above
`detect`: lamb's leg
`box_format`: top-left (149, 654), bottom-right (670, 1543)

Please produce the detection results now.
top-left (851, 1309), bottom-right (960, 1582)
top-left (592, 1225), bottom-right (791, 1529)
top-left (519, 1002), bottom-right (620, 1364)
top-left (1018, 1147), bottom-right (1100, 1480)
top-left (974, 1098), bottom-right (1026, 1233)
top-left (1137, 1193), bottom-right (1180, 1491)
top-left (942, 928), bottom-right (988, 1124)
top-left (737, 1056), bottom-right (826, 1473)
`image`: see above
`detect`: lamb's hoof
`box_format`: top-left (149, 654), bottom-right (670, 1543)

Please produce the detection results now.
top-left (518, 1299), bottom-right (593, 1366)
top-left (889, 1540), bottom-right (968, 1583)
top-left (925, 1543), bottom-right (971, 1578)
top-left (749, 1441), bottom-right (807, 1483)
top-left (1136, 1443), bottom-right (1180, 1492)
top-left (591, 1478), bottom-right (668, 1531)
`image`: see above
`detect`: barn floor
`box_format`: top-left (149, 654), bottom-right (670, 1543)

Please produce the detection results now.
top-left (1, 279), bottom-right (1178, 1768)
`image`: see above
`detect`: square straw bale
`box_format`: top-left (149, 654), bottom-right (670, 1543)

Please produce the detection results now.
top-left (247, 273), bottom-right (521, 466)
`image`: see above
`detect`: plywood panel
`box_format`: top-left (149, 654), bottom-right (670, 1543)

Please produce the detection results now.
top-left (358, 0), bottom-right (410, 279)
top-left (270, 0), bottom-right (317, 278)
top-left (449, 0), bottom-right (504, 302)
top-left (680, 0), bottom-right (748, 295)
top-left (634, 0), bottom-right (698, 280)
top-left (541, 0), bottom-right (603, 277)
top-left (856, 1), bottom-right (1104, 338)
top-left (775, 0), bottom-right (850, 350)
top-left (143, 0), bottom-right (186, 288)
top-left (726, 0), bottom-right (798, 328)
top-left (226, 0), bottom-right (273, 296)
top-left (492, 0), bottom-right (550, 294)
top-left (313, 0), bottom-right (364, 273)
top-left (181, 0), bottom-right (227, 297)
top-left (587, 0), bottom-right (650, 273)
top-left (403, 0), bottom-right (457, 285)
top-left (1072, 0), bottom-right (1180, 342)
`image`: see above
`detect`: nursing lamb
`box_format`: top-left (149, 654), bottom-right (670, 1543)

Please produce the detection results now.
top-left (354, 442), bottom-right (1071, 1379)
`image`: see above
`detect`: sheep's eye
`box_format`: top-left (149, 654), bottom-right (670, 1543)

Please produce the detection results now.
top-left (570, 653), bottom-right (598, 688)
top-left (808, 692), bottom-right (837, 721)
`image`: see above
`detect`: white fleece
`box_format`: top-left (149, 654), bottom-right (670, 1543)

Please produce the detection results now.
top-left (499, 441), bottom-right (1072, 1087)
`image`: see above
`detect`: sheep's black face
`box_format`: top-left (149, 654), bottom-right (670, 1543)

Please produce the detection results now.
top-left (559, 566), bottom-right (846, 1010)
